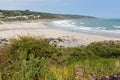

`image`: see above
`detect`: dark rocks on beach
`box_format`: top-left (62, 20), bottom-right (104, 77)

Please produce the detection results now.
top-left (49, 38), bottom-right (59, 44)
top-left (48, 36), bottom-right (79, 47)
top-left (0, 38), bottom-right (8, 51)
top-left (0, 21), bottom-right (5, 24)
top-left (104, 40), bottom-right (120, 45)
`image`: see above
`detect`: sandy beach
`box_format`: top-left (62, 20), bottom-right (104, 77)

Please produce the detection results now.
top-left (0, 20), bottom-right (120, 47)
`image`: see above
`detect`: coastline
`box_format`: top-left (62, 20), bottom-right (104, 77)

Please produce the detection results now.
top-left (0, 20), bottom-right (120, 47)
top-left (46, 19), bottom-right (120, 38)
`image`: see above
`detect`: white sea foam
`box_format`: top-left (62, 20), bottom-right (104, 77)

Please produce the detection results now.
top-left (52, 20), bottom-right (91, 30)
top-left (80, 22), bottom-right (85, 24)
top-left (113, 25), bottom-right (120, 29)
top-left (93, 27), bottom-right (106, 30)
top-left (51, 20), bottom-right (120, 37)
top-left (52, 20), bottom-right (76, 28)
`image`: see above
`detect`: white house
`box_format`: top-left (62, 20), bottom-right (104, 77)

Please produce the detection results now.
top-left (0, 12), bottom-right (3, 17)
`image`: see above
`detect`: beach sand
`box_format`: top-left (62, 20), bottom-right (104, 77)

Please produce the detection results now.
top-left (0, 21), bottom-right (120, 47)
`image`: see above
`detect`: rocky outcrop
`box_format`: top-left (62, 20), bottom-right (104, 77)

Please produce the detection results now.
top-left (104, 40), bottom-right (120, 45)
top-left (0, 21), bottom-right (5, 24)
top-left (48, 36), bottom-right (78, 47)
top-left (0, 38), bottom-right (8, 51)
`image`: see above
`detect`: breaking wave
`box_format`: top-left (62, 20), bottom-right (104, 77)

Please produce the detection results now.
top-left (48, 20), bottom-right (120, 38)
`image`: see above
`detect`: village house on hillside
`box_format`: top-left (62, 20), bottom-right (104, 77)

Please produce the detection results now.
top-left (0, 12), bottom-right (3, 16)
top-left (0, 12), bottom-right (5, 23)
top-left (0, 12), bottom-right (2, 15)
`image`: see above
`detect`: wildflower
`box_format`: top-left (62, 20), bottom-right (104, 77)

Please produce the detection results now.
top-left (90, 72), bottom-right (96, 79)
top-left (76, 68), bottom-right (83, 76)
top-left (105, 76), bottom-right (110, 80)
top-left (114, 75), bottom-right (117, 77)
top-left (75, 67), bottom-right (84, 80)
top-left (116, 75), bottom-right (120, 79)
top-left (81, 78), bottom-right (87, 80)
top-left (97, 78), bottom-right (102, 80)
top-left (114, 75), bottom-right (117, 78)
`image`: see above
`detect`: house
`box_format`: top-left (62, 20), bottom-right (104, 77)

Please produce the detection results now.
top-left (0, 12), bottom-right (3, 18)
top-left (0, 12), bottom-right (3, 15)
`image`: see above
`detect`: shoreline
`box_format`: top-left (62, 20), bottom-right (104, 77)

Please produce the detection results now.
top-left (0, 20), bottom-right (120, 47)
top-left (46, 19), bottom-right (120, 38)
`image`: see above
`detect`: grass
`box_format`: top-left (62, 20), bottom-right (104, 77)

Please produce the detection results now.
top-left (0, 36), bottom-right (120, 80)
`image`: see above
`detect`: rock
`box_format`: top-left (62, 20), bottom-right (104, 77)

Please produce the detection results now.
top-left (0, 38), bottom-right (8, 51)
top-left (48, 38), bottom-right (57, 41)
top-left (48, 37), bottom-right (79, 47)
top-left (58, 37), bottom-right (65, 42)
top-left (104, 40), bottom-right (120, 45)
top-left (48, 38), bottom-right (59, 45)
top-left (0, 21), bottom-right (5, 24)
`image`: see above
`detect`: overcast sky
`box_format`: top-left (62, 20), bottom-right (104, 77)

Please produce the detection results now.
top-left (0, 0), bottom-right (120, 18)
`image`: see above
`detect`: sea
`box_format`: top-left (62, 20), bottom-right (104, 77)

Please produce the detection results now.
top-left (46, 19), bottom-right (120, 38)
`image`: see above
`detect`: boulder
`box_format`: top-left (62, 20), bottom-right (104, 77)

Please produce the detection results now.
top-left (0, 21), bottom-right (5, 24)
top-left (0, 38), bottom-right (8, 51)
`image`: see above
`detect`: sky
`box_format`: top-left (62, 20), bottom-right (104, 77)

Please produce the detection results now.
top-left (0, 0), bottom-right (120, 18)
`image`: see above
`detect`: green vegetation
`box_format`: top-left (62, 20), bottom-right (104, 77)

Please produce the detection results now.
top-left (0, 36), bottom-right (120, 80)
top-left (0, 10), bottom-right (95, 21)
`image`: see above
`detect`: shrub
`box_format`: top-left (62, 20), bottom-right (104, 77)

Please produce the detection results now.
top-left (86, 42), bottom-right (120, 58)
top-left (0, 36), bottom-right (120, 79)
top-left (1, 36), bottom-right (58, 62)
top-left (0, 36), bottom-right (58, 80)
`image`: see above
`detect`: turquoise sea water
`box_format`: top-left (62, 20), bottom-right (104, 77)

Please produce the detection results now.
top-left (47, 19), bottom-right (120, 38)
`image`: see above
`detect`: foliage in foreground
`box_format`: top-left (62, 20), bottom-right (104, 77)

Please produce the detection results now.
top-left (0, 36), bottom-right (120, 80)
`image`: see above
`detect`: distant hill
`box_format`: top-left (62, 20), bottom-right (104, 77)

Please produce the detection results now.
top-left (0, 10), bottom-right (95, 21)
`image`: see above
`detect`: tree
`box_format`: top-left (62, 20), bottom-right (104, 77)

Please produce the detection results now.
top-left (24, 9), bottom-right (31, 15)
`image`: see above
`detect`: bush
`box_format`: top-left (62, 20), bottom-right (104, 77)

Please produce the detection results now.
top-left (1, 36), bottom-right (58, 61)
top-left (86, 42), bottom-right (120, 58)
top-left (0, 36), bottom-right (58, 80)
top-left (0, 36), bottom-right (120, 79)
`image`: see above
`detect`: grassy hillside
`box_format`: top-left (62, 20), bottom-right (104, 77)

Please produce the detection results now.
top-left (0, 10), bottom-right (95, 21)
top-left (0, 36), bottom-right (120, 80)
